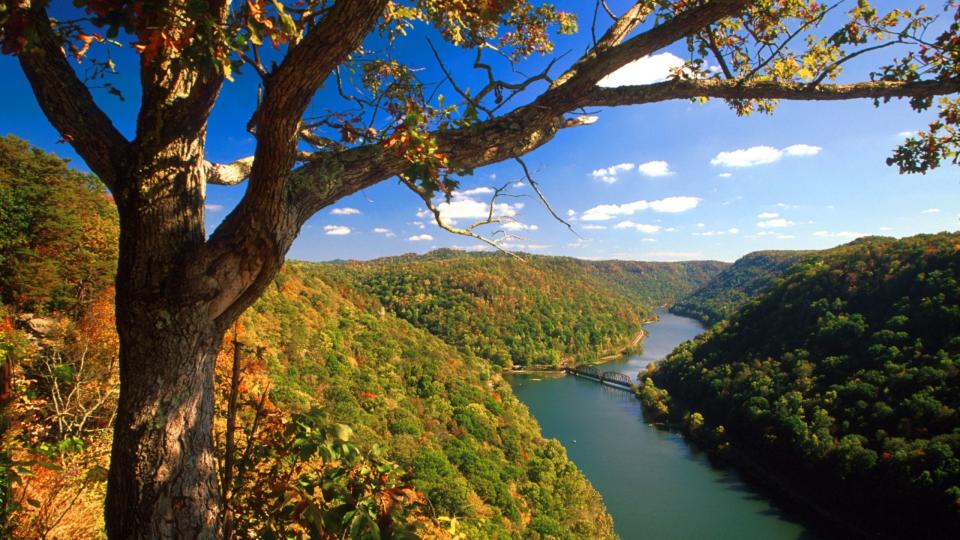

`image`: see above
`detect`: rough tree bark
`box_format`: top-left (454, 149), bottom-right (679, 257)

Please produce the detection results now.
top-left (5, 0), bottom-right (958, 538)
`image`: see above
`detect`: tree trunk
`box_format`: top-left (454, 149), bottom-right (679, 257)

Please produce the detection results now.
top-left (105, 306), bottom-right (224, 538)
top-left (104, 134), bottom-right (234, 538)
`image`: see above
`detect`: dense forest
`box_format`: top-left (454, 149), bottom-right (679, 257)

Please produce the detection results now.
top-left (320, 252), bottom-right (723, 368)
top-left (0, 136), bottom-right (627, 538)
top-left (670, 250), bottom-right (812, 326)
top-left (640, 234), bottom-right (960, 537)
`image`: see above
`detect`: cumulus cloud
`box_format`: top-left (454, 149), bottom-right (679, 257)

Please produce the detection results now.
top-left (581, 224), bottom-right (607, 230)
top-left (921, 208), bottom-right (941, 214)
top-left (373, 227), bottom-right (395, 237)
top-left (717, 172), bottom-right (733, 178)
top-left (418, 190), bottom-right (524, 226)
top-left (591, 162), bottom-right (635, 184)
top-left (649, 196), bottom-right (700, 213)
top-left (757, 211), bottom-right (779, 219)
top-left (614, 221), bottom-right (662, 234)
top-left (330, 207), bottom-right (361, 215)
top-left (408, 234), bottom-right (434, 241)
top-left (783, 144), bottom-right (822, 157)
top-left (204, 203), bottom-right (224, 212)
top-left (711, 144), bottom-right (822, 167)
top-left (501, 221), bottom-right (539, 231)
top-left (597, 52), bottom-right (685, 87)
top-left (814, 231), bottom-right (865, 239)
top-left (581, 196), bottom-right (700, 221)
top-left (757, 218), bottom-right (795, 228)
top-left (323, 225), bottom-right (351, 236)
top-left (637, 160), bottom-right (674, 177)
top-left (898, 131), bottom-right (918, 138)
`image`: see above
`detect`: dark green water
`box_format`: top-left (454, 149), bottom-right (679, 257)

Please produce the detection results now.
top-left (508, 310), bottom-right (819, 540)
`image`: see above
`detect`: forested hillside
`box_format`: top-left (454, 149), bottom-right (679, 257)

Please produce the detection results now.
top-left (670, 250), bottom-right (812, 325)
top-left (641, 234), bottom-right (960, 537)
top-left (231, 263), bottom-right (616, 538)
top-left (320, 251), bottom-right (724, 367)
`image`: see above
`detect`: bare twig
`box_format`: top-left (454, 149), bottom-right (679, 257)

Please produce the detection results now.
top-left (514, 157), bottom-right (581, 239)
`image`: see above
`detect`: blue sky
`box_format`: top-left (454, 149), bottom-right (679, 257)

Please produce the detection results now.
top-left (1, 1), bottom-right (957, 262)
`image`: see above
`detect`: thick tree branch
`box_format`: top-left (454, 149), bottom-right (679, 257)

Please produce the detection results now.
top-left (242, 0), bottom-right (389, 214)
top-left (16, 5), bottom-right (129, 190)
top-left (583, 78), bottom-right (960, 107)
top-left (199, 0), bottom-right (389, 325)
top-left (135, 2), bottom-right (231, 152)
top-left (293, 0), bottom-right (755, 220)
top-left (550, 0), bottom-right (750, 92)
top-left (205, 157), bottom-right (255, 186)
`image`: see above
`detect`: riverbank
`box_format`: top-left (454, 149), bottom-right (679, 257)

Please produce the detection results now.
top-left (506, 319), bottom-right (653, 373)
top-left (635, 382), bottom-right (957, 539)
top-left (507, 310), bottom-right (815, 539)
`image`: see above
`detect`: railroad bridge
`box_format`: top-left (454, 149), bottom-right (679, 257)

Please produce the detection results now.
top-left (563, 366), bottom-right (635, 391)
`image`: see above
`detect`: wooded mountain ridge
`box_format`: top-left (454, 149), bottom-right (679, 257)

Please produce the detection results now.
top-left (641, 233), bottom-right (960, 538)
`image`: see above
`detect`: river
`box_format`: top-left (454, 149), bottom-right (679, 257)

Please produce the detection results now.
top-left (507, 310), bottom-right (820, 540)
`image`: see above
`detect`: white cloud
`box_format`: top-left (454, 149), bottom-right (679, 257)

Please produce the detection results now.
top-left (649, 196), bottom-right (701, 213)
top-left (330, 207), bottom-right (361, 215)
top-left (512, 181), bottom-right (525, 188)
top-left (373, 227), bottom-right (396, 237)
top-left (921, 208), bottom-right (941, 214)
top-left (717, 172), bottom-right (733, 178)
top-left (783, 144), bottom-right (822, 157)
top-left (879, 226), bottom-right (894, 232)
top-left (598, 52), bottom-right (685, 87)
top-left (696, 223), bottom-right (705, 228)
top-left (204, 203), bottom-right (224, 212)
top-left (711, 144), bottom-right (822, 168)
top-left (582, 201), bottom-right (649, 221)
top-left (757, 218), bottom-right (795, 228)
top-left (407, 234), bottom-right (434, 241)
top-left (566, 209), bottom-right (577, 217)
top-left (419, 190), bottom-right (524, 226)
top-left (757, 211), bottom-right (780, 219)
top-left (898, 131), bottom-right (918, 138)
top-left (814, 231), bottom-right (865, 239)
top-left (501, 221), bottom-right (539, 231)
top-left (637, 160), bottom-right (674, 177)
top-left (581, 224), bottom-right (607, 230)
top-left (614, 221), bottom-right (662, 233)
top-left (581, 196), bottom-right (700, 221)
top-left (591, 162), bottom-right (635, 184)
top-left (323, 225), bottom-right (351, 236)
